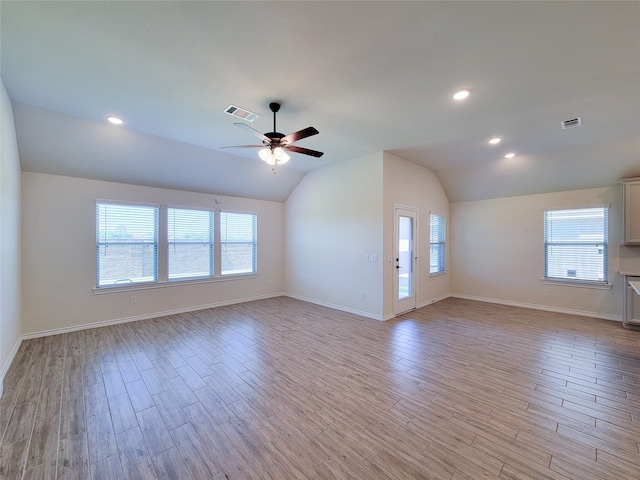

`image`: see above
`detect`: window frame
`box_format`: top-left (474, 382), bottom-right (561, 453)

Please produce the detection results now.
top-left (95, 201), bottom-right (160, 289)
top-left (543, 206), bottom-right (609, 286)
top-left (167, 206), bottom-right (215, 282)
top-left (429, 212), bottom-right (447, 277)
top-left (220, 210), bottom-right (258, 276)
top-left (95, 201), bottom-right (258, 293)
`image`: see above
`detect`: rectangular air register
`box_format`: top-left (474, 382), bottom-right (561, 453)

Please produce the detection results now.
top-left (561, 117), bottom-right (582, 129)
top-left (224, 105), bottom-right (259, 122)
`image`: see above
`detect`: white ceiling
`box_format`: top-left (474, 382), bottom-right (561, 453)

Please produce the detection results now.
top-left (2, 1), bottom-right (639, 203)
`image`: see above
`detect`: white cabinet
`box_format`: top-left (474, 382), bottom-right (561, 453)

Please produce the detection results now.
top-left (621, 177), bottom-right (640, 244)
top-left (624, 276), bottom-right (640, 327)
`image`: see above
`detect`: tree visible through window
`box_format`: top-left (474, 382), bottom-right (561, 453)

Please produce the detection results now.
top-left (544, 207), bottom-right (608, 283)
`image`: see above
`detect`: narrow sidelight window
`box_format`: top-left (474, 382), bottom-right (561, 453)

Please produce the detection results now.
top-left (430, 213), bottom-right (446, 275)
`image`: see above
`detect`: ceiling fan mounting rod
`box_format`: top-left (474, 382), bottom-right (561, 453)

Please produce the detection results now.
top-left (270, 102), bottom-right (281, 137)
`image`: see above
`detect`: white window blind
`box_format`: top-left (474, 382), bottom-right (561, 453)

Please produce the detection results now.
top-left (220, 212), bottom-right (257, 275)
top-left (544, 207), bottom-right (608, 283)
top-left (168, 208), bottom-right (213, 280)
top-left (96, 203), bottom-right (158, 287)
top-left (430, 213), bottom-right (446, 275)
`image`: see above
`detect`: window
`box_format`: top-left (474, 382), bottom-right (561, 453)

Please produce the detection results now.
top-left (544, 207), bottom-right (608, 284)
top-left (96, 203), bottom-right (158, 287)
top-left (429, 213), bottom-right (446, 275)
top-left (96, 203), bottom-right (258, 290)
top-left (221, 211), bottom-right (257, 275)
top-left (168, 208), bottom-right (213, 280)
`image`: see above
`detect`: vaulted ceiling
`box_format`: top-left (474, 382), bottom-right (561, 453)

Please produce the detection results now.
top-left (2, 1), bottom-right (638, 202)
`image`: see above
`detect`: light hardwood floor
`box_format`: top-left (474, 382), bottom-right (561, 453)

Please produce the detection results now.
top-left (1, 297), bottom-right (640, 479)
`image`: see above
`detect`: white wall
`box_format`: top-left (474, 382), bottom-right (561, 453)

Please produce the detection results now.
top-left (21, 172), bottom-right (285, 336)
top-left (383, 152), bottom-right (451, 318)
top-left (284, 152), bottom-right (385, 319)
top-left (450, 187), bottom-right (630, 320)
top-left (0, 80), bottom-right (22, 390)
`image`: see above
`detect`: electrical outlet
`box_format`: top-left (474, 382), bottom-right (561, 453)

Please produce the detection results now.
top-left (360, 293), bottom-right (366, 301)
top-left (130, 296), bottom-right (137, 305)
top-left (544, 289), bottom-right (550, 297)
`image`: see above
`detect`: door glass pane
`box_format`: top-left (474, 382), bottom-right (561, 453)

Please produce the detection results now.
top-left (398, 215), bottom-right (413, 300)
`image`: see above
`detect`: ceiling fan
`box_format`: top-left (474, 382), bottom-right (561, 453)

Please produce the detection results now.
top-left (222, 102), bottom-right (324, 167)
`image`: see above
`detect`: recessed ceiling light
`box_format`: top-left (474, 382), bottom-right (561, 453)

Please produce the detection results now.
top-left (107, 115), bottom-right (124, 125)
top-left (488, 137), bottom-right (502, 145)
top-left (452, 88), bottom-right (472, 101)
top-left (504, 152), bottom-right (516, 159)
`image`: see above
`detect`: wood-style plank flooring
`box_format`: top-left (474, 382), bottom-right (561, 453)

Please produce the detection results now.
top-left (1, 297), bottom-right (640, 479)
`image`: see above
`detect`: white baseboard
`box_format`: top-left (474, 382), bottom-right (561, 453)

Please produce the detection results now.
top-left (417, 293), bottom-right (452, 310)
top-left (0, 336), bottom-right (23, 398)
top-left (283, 293), bottom-right (455, 322)
top-left (284, 293), bottom-right (386, 321)
top-left (450, 293), bottom-right (622, 322)
top-left (21, 292), bottom-right (285, 340)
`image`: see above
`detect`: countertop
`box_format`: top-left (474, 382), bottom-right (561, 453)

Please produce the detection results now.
top-left (620, 271), bottom-right (640, 277)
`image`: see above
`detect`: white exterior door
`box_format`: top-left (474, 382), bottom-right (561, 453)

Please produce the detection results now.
top-left (394, 206), bottom-right (417, 315)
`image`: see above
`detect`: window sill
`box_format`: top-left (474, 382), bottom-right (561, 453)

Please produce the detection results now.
top-left (541, 278), bottom-right (611, 290)
top-left (93, 273), bottom-right (259, 294)
top-left (430, 272), bottom-right (448, 279)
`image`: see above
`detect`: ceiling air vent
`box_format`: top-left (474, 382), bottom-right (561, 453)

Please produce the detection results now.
top-left (224, 104), bottom-right (259, 122)
top-left (561, 117), bottom-right (582, 129)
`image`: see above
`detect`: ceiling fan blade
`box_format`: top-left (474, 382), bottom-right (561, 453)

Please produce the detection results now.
top-left (281, 126), bottom-right (319, 145)
top-left (220, 144), bottom-right (263, 149)
top-left (284, 145), bottom-right (324, 158)
top-left (234, 123), bottom-right (270, 143)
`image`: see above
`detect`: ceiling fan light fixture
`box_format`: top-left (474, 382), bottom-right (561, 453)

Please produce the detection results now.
top-left (259, 147), bottom-right (290, 166)
top-left (273, 147), bottom-right (290, 164)
top-left (222, 101), bottom-right (323, 165)
top-left (259, 148), bottom-right (276, 165)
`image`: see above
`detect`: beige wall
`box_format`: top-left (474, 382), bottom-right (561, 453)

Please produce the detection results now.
top-left (450, 187), bottom-right (632, 320)
top-left (21, 172), bottom-right (285, 335)
top-left (0, 82), bottom-right (21, 395)
top-left (383, 152), bottom-right (451, 318)
top-left (15, 146), bottom-right (636, 350)
top-left (285, 152), bottom-right (385, 319)
top-left (0, 80), bottom-right (22, 386)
